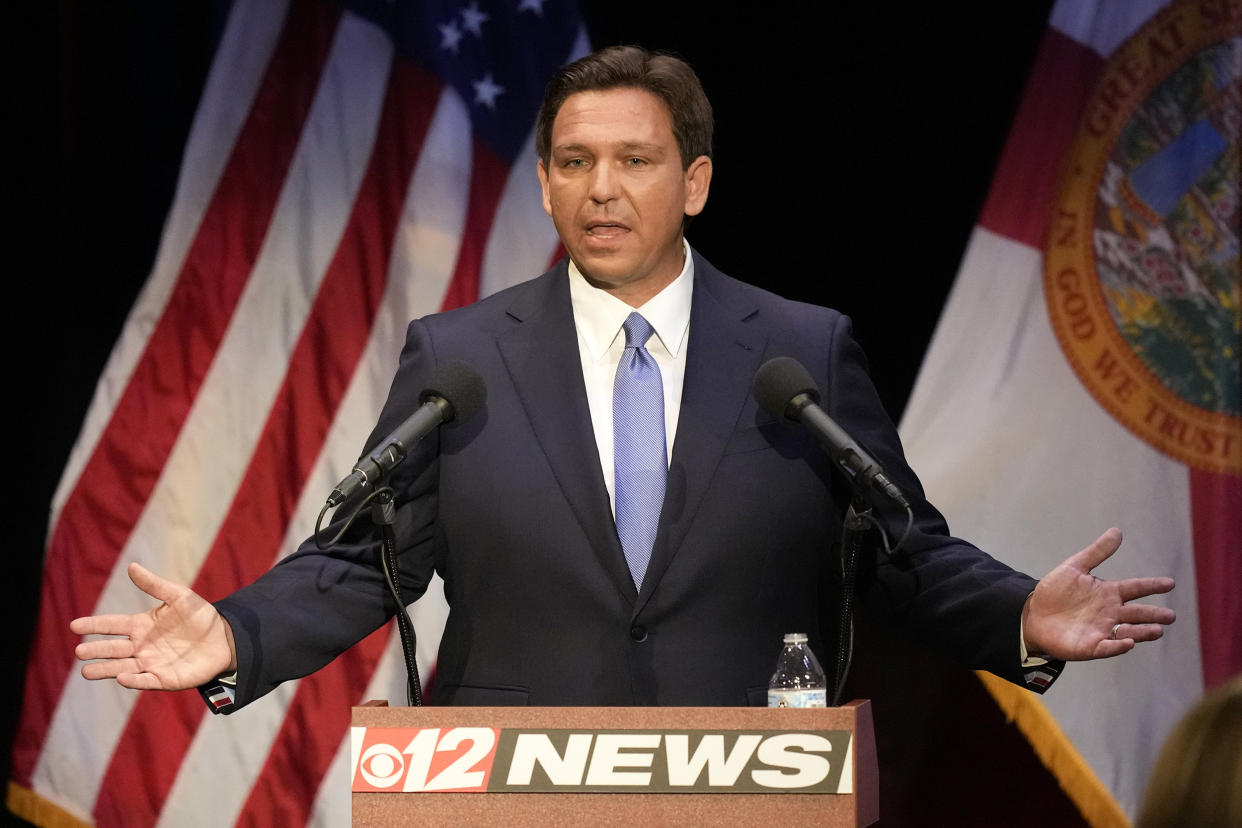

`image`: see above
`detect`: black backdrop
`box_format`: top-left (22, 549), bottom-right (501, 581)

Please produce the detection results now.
top-left (13, 3), bottom-right (1082, 826)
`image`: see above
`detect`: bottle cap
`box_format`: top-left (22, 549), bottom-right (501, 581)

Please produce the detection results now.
top-left (782, 633), bottom-right (808, 644)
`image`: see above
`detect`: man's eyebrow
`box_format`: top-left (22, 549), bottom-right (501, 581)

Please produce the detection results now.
top-left (616, 141), bottom-right (666, 155)
top-left (551, 141), bottom-right (668, 156)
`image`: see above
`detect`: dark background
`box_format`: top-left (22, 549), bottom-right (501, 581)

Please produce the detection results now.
top-left (12, 2), bottom-right (1067, 825)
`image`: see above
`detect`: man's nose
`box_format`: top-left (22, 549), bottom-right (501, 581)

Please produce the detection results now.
top-left (588, 163), bottom-right (619, 203)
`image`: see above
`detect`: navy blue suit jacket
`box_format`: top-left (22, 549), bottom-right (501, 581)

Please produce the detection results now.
top-left (215, 251), bottom-right (1051, 709)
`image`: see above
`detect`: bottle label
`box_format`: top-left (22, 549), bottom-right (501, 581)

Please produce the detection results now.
top-left (767, 688), bottom-right (827, 708)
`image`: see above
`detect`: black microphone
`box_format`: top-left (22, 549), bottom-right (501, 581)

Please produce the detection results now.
top-left (327, 360), bottom-right (486, 506)
top-left (753, 356), bottom-right (909, 509)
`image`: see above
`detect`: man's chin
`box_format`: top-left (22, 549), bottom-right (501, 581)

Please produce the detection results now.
top-left (572, 254), bottom-right (634, 289)
top-left (578, 269), bottom-right (633, 293)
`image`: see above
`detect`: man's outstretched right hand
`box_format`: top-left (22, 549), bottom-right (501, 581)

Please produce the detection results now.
top-left (71, 562), bottom-right (236, 691)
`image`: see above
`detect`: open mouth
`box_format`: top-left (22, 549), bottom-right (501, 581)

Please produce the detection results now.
top-left (586, 221), bottom-right (629, 237)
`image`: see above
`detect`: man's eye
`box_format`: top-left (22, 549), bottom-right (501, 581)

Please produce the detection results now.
top-left (626, 157), bottom-right (647, 167)
top-left (564, 158), bottom-right (586, 168)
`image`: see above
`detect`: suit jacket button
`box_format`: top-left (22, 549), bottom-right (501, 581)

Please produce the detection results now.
top-left (629, 625), bottom-right (648, 642)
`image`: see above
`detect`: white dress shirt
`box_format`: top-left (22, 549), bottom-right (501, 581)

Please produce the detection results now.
top-left (567, 241), bottom-right (693, 515)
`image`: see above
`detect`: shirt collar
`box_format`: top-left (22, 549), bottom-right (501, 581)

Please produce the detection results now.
top-left (568, 239), bottom-right (694, 362)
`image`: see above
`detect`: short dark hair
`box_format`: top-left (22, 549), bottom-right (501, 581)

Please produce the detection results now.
top-left (535, 45), bottom-right (713, 169)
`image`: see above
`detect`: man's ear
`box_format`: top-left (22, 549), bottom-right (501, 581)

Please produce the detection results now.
top-left (537, 159), bottom-right (553, 216)
top-left (683, 155), bottom-right (713, 217)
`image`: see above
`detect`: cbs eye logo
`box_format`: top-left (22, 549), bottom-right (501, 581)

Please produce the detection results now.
top-left (358, 742), bottom-right (406, 788)
top-left (352, 727), bottom-right (498, 792)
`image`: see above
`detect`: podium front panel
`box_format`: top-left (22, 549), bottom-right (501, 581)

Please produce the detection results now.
top-left (350, 702), bottom-right (878, 827)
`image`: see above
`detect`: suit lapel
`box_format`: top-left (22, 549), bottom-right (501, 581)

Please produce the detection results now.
top-left (496, 266), bottom-right (638, 604)
top-left (635, 257), bottom-right (766, 613)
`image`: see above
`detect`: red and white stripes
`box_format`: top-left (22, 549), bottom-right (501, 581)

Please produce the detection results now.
top-left (16, 2), bottom-right (583, 825)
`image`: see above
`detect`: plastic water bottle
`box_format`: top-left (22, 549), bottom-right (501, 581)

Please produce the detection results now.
top-left (767, 633), bottom-right (827, 708)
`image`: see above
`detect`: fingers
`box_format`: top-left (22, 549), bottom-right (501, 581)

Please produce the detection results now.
top-left (127, 561), bottom-right (184, 605)
top-left (70, 614), bottom-right (135, 637)
top-left (1066, 527), bottom-right (1123, 572)
top-left (82, 658), bottom-right (139, 681)
top-left (1092, 638), bottom-right (1135, 659)
top-left (117, 672), bottom-right (167, 691)
top-left (1101, 601), bottom-right (1175, 652)
top-left (75, 637), bottom-right (134, 661)
top-left (1112, 623), bottom-right (1166, 644)
top-left (1118, 602), bottom-right (1176, 626)
top-left (80, 661), bottom-right (169, 690)
top-left (1118, 576), bottom-right (1176, 603)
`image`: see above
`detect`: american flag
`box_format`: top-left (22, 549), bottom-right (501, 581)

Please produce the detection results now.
top-left (13, 1), bottom-right (586, 824)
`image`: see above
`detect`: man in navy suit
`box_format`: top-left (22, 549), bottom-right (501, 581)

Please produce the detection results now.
top-left (73, 46), bottom-right (1176, 710)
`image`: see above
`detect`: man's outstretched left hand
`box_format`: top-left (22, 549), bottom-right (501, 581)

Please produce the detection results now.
top-left (1023, 528), bottom-right (1176, 661)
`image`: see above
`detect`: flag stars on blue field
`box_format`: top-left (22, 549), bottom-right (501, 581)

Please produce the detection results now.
top-left (382, 0), bottom-right (581, 161)
top-left (461, 3), bottom-right (490, 37)
top-left (474, 73), bottom-right (505, 109)
top-left (439, 21), bottom-right (463, 53)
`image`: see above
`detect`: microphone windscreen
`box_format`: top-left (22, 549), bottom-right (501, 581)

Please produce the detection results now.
top-left (752, 357), bottom-right (820, 422)
top-left (419, 360), bottom-right (487, 423)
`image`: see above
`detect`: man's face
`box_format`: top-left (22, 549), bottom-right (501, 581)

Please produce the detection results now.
top-left (538, 87), bottom-right (712, 306)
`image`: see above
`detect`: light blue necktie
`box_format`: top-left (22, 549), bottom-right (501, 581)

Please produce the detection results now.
top-left (613, 312), bottom-right (666, 592)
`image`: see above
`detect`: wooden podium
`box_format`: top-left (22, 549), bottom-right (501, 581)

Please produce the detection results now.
top-left (350, 701), bottom-right (878, 827)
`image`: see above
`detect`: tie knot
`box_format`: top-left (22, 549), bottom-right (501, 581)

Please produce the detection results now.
top-left (622, 312), bottom-right (656, 349)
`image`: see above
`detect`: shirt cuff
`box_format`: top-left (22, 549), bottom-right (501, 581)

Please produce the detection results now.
top-left (1020, 631), bottom-right (1049, 668)
top-left (199, 672), bottom-right (239, 714)
top-left (1018, 594), bottom-right (1062, 692)
top-left (1019, 590), bottom-right (1048, 667)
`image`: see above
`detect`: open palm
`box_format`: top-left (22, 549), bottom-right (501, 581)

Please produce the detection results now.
top-left (72, 562), bottom-right (235, 691)
top-left (1023, 528), bottom-right (1176, 661)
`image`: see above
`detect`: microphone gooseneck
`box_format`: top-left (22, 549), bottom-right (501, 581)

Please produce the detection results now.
top-left (753, 357), bottom-right (909, 509)
top-left (327, 360), bottom-right (487, 507)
